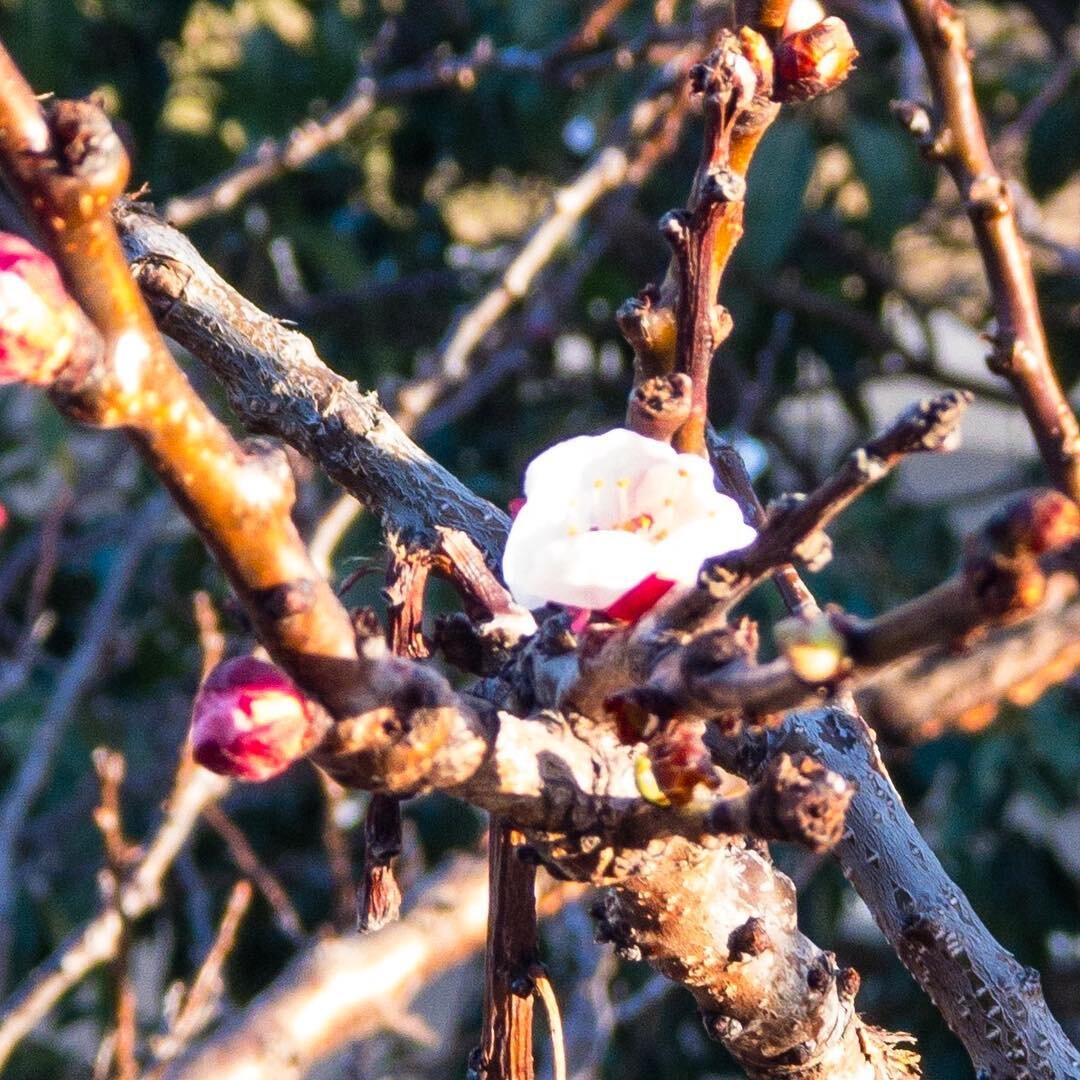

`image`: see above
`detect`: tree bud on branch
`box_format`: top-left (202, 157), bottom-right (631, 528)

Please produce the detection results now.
top-left (0, 233), bottom-right (89, 386)
top-left (774, 17), bottom-right (858, 102)
top-left (190, 657), bottom-right (326, 781)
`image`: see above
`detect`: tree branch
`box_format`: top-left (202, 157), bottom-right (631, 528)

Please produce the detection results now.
top-left (595, 835), bottom-right (919, 1078)
top-left (732, 707), bottom-right (1080, 1077)
top-left (893, 0), bottom-right (1080, 500)
top-left (163, 856), bottom-right (579, 1080)
top-left (0, 62), bottom-right (369, 716)
top-left (113, 198), bottom-right (510, 566)
top-left (473, 824), bottom-right (538, 1079)
top-left (678, 533), bottom-right (1077, 722)
top-left (857, 593), bottom-right (1080, 745)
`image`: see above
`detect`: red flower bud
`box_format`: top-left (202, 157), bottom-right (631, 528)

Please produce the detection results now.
top-left (0, 233), bottom-right (85, 386)
top-left (190, 657), bottom-right (320, 781)
top-left (983, 489), bottom-right (1080, 560)
top-left (774, 17), bottom-right (858, 102)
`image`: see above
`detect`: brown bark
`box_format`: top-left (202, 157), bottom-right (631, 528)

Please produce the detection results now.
top-left (894, 0), bottom-right (1080, 500)
top-left (598, 836), bottom-right (919, 1078)
top-left (113, 198), bottom-right (511, 566)
top-left (473, 824), bottom-right (538, 1079)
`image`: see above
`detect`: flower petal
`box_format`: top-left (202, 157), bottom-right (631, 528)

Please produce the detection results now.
top-left (505, 528), bottom-right (654, 611)
top-left (652, 517), bottom-right (757, 584)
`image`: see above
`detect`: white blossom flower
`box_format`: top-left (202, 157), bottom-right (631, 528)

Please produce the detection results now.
top-left (502, 429), bottom-right (756, 619)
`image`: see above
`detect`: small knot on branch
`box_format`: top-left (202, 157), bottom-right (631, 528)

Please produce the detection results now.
top-left (659, 209), bottom-right (691, 252)
top-left (46, 97), bottom-right (129, 204)
top-left (701, 168), bottom-right (747, 206)
top-left (727, 915), bottom-right (771, 961)
top-left (733, 752), bottom-right (853, 851)
top-left (891, 99), bottom-right (952, 159)
top-left (616, 287), bottom-right (678, 379)
top-left (967, 173), bottom-right (1010, 219)
top-left (627, 372), bottom-right (693, 442)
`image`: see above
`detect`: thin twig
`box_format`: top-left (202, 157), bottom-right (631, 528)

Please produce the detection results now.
top-left (163, 19), bottom-right (704, 228)
top-left (149, 880), bottom-right (253, 1070)
top-left (0, 763), bottom-right (228, 1070)
top-left (530, 963), bottom-right (567, 1080)
top-left (92, 748), bottom-right (140, 1080)
top-left (318, 773), bottom-right (357, 933)
top-left (202, 805), bottom-right (304, 945)
top-left (0, 494), bottom-right (168, 994)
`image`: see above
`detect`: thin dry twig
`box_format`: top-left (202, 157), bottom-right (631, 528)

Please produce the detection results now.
top-left (0, 763), bottom-right (229, 1070)
top-left (0, 494), bottom-right (168, 995)
top-left (92, 748), bottom-right (140, 1080)
top-left (163, 857), bottom-right (580, 1080)
top-left (398, 148), bottom-right (632, 430)
top-left (150, 880), bottom-right (254, 1070)
top-left (530, 963), bottom-right (567, 1080)
top-left (318, 772), bottom-right (358, 933)
top-left (201, 805), bottom-right (304, 945)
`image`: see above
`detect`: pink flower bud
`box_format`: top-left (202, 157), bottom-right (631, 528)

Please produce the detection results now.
top-left (190, 657), bottom-right (320, 781)
top-left (0, 233), bottom-right (85, 386)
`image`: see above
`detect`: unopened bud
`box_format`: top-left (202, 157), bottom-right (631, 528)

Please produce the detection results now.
top-left (775, 613), bottom-right (847, 684)
top-left (0, 233), bottom-right (86, 386)
top-left (983, 489), bottom-right (1079, 560)
top-left (774, 18), bottom-right (858, 103)
top-left (190, 657), bottom-right (322, 781)
top-left (634, 753), bottom-right (671, 807)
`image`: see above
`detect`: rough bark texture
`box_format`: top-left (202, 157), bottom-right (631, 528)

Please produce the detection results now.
top-left (749, 708), bottom-right (1080, 1079)
top-left (598, 836), bottom-right (918, 1078)
top-left (473, 824), bottom-right (538, 1080)
top-left (114, 198), bottom-right (510, 565)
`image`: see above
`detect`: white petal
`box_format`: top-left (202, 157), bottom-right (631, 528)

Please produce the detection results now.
top-left (524, 429), bottom-right (674, 501)
top-left (506, 529), bottom-right (654, 610)
top-left (651, 517), bottom-right (757, 585)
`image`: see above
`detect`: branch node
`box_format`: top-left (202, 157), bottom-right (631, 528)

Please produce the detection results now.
top-left (727, 916), bottom-right (771, 961)
top-left (627, 372), bottom-right (693, 442)
top-left (967, 173), bottom-right (1010, 219)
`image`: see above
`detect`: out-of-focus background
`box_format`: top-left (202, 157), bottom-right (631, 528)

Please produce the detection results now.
top-left (0, 0), bottom-right (1076, 1076)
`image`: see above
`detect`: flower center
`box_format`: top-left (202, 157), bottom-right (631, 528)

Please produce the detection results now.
top-left (612, 512), bottom-right (653, 534)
